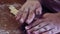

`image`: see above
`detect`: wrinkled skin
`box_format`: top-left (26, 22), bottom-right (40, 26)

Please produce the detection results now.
top-left (25, 13), bottom-right (60, 34)
top-left (16, 0), bottom-right (60, 34)
top-left (16, 0), bottom-right (42, 24)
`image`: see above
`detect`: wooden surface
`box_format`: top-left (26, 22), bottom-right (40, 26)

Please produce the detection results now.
top-left (0, 4), bottom-right (23, 34)
top-left (0, 0), bottom-right (26, 4)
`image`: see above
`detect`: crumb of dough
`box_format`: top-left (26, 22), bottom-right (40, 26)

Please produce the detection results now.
top-left (9, 5), bottom-right (18, 15)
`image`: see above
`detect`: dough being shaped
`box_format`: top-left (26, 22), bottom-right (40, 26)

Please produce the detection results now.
top-left (9, 5), bottom-right (18, 15)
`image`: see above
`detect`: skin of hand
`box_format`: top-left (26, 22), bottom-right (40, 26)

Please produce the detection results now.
top-left (25, 12), bottom-right (60, 34)
top-left (16, 0), bottom-right (42, 24)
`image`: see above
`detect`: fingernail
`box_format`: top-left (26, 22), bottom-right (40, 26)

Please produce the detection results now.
top-left (25, 26), bottom-right (30, 30)
top-left (19, 19), bottom-right (24, 23)
top-left (26, 20), bottom-right (31, 24)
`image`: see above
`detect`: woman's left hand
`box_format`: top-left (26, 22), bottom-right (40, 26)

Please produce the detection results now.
top-left (25, 13), bottom-right (60, 34)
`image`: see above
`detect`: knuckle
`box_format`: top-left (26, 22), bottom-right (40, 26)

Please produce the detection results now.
top-left (43, 13), bottom-right (51, 17)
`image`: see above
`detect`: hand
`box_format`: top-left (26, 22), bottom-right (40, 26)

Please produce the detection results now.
top-left (16, 0), bottom-right (42, 24)
top-left (25, 13), bottom-right (60, 34)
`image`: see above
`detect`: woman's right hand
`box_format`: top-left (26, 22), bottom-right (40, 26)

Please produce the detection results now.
top-left (16, 0), bottom-right (42, 24)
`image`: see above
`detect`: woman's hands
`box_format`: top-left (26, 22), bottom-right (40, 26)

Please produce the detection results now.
top-left (16, 0), bottom-right (42, 24)
top-left (15, 0), bottom-right (60, 34)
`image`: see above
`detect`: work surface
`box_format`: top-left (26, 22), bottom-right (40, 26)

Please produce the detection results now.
top-left (0, 3), bottom-right (24, 34)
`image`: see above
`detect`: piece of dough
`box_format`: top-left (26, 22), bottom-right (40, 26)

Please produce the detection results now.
top-left (9, 5), bottom-right (18, 15)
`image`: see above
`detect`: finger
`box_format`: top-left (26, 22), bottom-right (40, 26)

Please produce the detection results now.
top-left (16, 3), bottom-right (28, 20)
top-left (19, 8), bottom-right (29, 23)
top-left (26, 23), bottom-right (49, 33)
top-left (26, 10), bottom-right (35, 24)
top-left (25, 5), bottom-right (37, 24)
top-left (33, 31), bottom-right (40, 34)
top-left (29, 28), bottom-right (46, 34)
top-left (36, 7), bottom-right (42, 16)
top-left (27, 30), bottom-right (40, 34)
top-left (25, 19), bottom-right (43, 30)
top-left (27, 30), bottom-right (31, 34)
top-left (28, 25), bottom-right (51, 34)
top-left (42, 32), bottom-right (49, 34)
top-left (25, 21), bottom-right (51, 33)
top-left (16, 9), bottom-right (23, 20)
top-left (33, 23), bottom-right (54, 34)
top-left (26, 26), bottom-right (45, 34)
